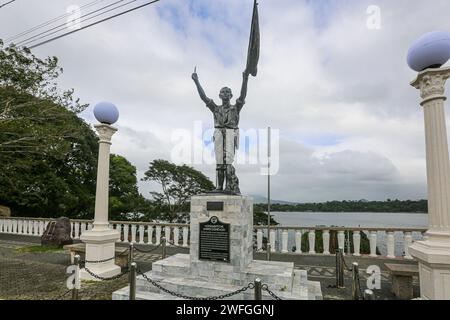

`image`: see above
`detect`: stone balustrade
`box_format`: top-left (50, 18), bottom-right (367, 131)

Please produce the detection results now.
top-left (254, 226), bottom-right (426, 259)
top-left (0, 217), bottom-right (426, 259)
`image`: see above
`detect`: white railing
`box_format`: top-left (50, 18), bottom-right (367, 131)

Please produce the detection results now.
top-left (254, 226), bottom-right (426, 260)
top-left (0, 217), bottom-right (426, 259)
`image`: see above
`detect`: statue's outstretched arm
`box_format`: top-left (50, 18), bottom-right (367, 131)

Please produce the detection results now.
top-left (192, 72), bottom-right (210, 104)
top-left (238, 72), bottom-right (250, 103)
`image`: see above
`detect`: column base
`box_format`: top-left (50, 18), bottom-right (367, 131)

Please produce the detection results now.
top-left (80, 228), bottom-right (121, 281)
top-left (410, 236), bottom-right (450, 300)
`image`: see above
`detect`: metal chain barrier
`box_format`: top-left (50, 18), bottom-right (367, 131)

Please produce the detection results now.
top-left (261, 284), bottom-right (282, 300)
top-left (52, 289), bottom-right (72, 300)
top-left (133, 242), bottom-right (162, 253)
top-left (137, 268), bottom-right (254, 300)
top-left (83, 266), bottom-right (129, 281)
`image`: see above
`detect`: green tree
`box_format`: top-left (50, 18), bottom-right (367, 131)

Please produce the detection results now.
top-left (109, 154), bottom-right (148, 221)
top-left (0, 42), bottom-right (145, 219)
top-left (142, 159), bottom-right (214, 222)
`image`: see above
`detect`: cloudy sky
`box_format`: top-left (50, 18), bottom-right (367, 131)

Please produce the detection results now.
top-left (1, 0), bottom-right (450, 202)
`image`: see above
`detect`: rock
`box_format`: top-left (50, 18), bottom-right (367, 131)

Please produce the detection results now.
top-left (41, 217), bottom-right (73, 247)
top-left (0, 205), bottom-right (11, 217)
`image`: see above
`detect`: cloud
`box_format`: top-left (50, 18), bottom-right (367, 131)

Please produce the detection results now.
top-left (1, 0), bottom-right (448, 202)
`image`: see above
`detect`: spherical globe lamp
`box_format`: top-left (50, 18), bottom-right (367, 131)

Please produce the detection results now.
top-left (407, 31), bottom-right (450, 72)
top-left (93, 102), bottom-right (119, 125)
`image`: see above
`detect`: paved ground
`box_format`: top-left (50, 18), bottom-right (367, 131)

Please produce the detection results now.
top-left (0, 234), bottom-right (420, 300)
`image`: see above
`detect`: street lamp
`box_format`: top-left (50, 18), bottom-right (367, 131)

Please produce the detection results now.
top-left (79, 102), bottom-right (121, 280)
top-left (407, 31), bottom-right (450, 300)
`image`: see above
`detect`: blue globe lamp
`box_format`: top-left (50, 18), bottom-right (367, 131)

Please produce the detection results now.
top-left (407, 31), bottom-right (450, 72)
top-left (93, 101), bottom-right (119, 125)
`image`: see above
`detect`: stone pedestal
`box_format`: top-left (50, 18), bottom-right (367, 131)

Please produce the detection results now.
top-left (409, 67), bottom-right (450, 299)
top-left (113, 194), bottom-right (322, 300)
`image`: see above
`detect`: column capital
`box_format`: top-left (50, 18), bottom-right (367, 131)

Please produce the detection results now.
top-left (411, 67), bottom-right (450, 105)
top-left (94, 123), bottom-right (118, 144)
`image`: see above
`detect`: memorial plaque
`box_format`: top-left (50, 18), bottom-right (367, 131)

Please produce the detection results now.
top-left (206, 201), bottom-right (224, 211)
top-left (199, 216), bottom-right (230, 262)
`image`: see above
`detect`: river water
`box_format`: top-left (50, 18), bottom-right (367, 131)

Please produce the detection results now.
top-left (268, 212), bottom-right (428, 256)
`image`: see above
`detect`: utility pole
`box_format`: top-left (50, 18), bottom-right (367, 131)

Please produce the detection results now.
top-left (267, 126), bottom-right (271, 261)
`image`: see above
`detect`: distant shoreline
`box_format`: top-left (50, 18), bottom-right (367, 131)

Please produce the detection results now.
top-left (254, 199), bottom-right (428, 214)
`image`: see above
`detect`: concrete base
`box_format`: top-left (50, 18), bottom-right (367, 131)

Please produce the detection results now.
top-left (113, 254), bottom-right (322, 300)
top-left (410, 236), bottom-right (450, 299)
top-left (113, 194), bottom-right (322, 300)
top-left (80, 228), bottom-right (121, 281)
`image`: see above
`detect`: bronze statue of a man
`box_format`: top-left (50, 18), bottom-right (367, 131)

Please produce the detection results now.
top-left (191, 0), bottom-right (259, 195)
top-left (192, 71), bottom-right (249, 194)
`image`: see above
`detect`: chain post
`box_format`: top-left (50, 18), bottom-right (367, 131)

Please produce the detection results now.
top-left (352, 262), bottom-right (359, 300)
top-left (266, 243), bottom-right (271, 261)
top-left (162, 236), bottom-right (166, 259)
top-left (254, 278), bottom-right (262, 300)
top-left (130, 262), bottom-right (137, 300)
top-left (336, 249), bottom-right (344, 288)
top-left (72, 254), bottom-right (80, 300)
top-left (364, 289), bottom-right (375, 300)
top-left (128, 242), bottom-right (134, 282)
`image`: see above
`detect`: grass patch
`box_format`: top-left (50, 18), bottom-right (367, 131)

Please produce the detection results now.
top-left (15, 245), bottom-right (64, 253)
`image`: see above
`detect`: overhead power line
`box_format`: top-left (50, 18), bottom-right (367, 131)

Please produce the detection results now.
top-left (28, 0), bottom-right (161, 49)
top-left (6, 0), bottom-right (105, 42)
top-left (0, 0), bottom-right (16, 9)
top-left (17, 0), bottom-right (136, 47)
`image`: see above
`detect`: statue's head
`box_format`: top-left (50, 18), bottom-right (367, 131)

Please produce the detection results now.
top-left (219, 87), bottom-right (233, 103)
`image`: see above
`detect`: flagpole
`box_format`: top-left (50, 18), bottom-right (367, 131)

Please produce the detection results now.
top-left (267, 126), bottom-right (271, 261)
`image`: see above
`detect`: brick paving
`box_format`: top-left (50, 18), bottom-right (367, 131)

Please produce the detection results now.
top-left (0, 234), bottom-right (420, 300)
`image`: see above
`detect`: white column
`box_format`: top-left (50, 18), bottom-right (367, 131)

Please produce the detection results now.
top-left (182, 226), bottom-right (189, 247)
top-left (404, 232), bottom-right (413, 259)
top-left (269, 229), bottom-right (276, 252)
top-left (17, 220), bottom-right (22, 234)
top-left (23, 220), bottom-right (28, 235)
top-left (173, 227), bottom-right (180, 246)
top-left (353, 231), bottom-right (361, 256)
top-left (29, 220), bottom-right (33, 235)
top-left (410, 67), bottom-right (450, 299)
top-left (12, 220), bottom-right (17, 234)
top-left (131, 224), bottom-right (137, 243)
top-left (0, 219), bottom-right (4, 233)
top-left (281, 229), bottom-right (289, 253)
top-left (117, 224), bottom-right (123, 242)
top-left (123, 224), bottom-right (129, 243)
top-left (164, 226), bottom-right (171, 245)
top-left (337, 231), bottom-right (345, 252)
top-left (155, 226), bottom-right (161, 245)
top-left (79, 123), bottom-right (120, 280)
top-left (387, 231), bottom-right (395, 258)
top-left (256, 229), bottom-right (263, 251)
top-left (74, 222), bottom-right (80, 239)
top-left (369, 231), bottom-right (378, 257)
top-left (308, 230), bottom-right (316, 254)
top-left (323, 230), bottom-right (330, 255)
top-left (139, 225), bottom-right (145, 244)
top-left (295, 230), bottom-right (302, 253)
top-left (39, 221), bottom-right (45, 236)
top-left (148, 226), bottom-right (154, 245)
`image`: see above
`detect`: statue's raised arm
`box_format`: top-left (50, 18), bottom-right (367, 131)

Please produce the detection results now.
top-left (237, 71), bottom-right (250, 110)
top-left (191, 71), bottom-right (211, 104)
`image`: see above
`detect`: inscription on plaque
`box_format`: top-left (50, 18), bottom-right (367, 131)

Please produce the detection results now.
top-left (206, 201), bottom-right (224, 211)
top-left (199, 216), bottom-right (230, 262)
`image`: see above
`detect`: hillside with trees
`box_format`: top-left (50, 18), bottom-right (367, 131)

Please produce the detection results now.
top-left (254, 199), bottom-right (428, 213)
